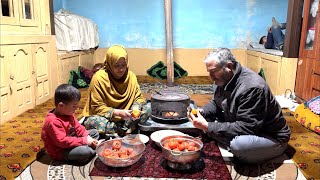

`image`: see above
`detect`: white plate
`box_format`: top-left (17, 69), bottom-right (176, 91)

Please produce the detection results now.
top-left (150, 130), bottom-right (186, 147)
top-left (137, 134), bottom-right (149, 144)
top-left (123, 134), bottom-right (149, 144)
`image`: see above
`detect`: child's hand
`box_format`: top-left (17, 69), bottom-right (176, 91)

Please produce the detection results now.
top-left (87, 136), bottom-right (97, 149)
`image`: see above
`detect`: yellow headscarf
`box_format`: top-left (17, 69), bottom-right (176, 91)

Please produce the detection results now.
top-left (82, 45), bottom-right (145, 118)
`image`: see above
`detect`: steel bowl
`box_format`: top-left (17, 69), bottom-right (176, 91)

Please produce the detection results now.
top-left (160, 135), bottom-right (203, 164)
top-left (96, 138), bottom-right (145, 167)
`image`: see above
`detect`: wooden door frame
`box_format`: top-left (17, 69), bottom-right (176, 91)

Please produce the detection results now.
top-left (283, 0), bottom-right (304, 58)
top-left (49, 0), bottom-right (55, 35)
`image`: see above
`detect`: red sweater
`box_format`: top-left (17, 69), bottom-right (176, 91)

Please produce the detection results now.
top-left (41, 110), bottom-right (89, 160)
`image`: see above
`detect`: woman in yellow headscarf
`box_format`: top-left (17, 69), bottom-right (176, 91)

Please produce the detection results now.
top-left (82, 45), bottom-right (150, 137)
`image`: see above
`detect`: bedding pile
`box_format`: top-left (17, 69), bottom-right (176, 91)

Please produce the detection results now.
top-left (247, 42), bottom-right (283, 56)
top-left (54, 9), bottom-right (99, 51)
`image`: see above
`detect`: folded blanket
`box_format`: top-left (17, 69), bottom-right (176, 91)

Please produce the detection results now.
top-left (146, 61), bottom-right (188, 80)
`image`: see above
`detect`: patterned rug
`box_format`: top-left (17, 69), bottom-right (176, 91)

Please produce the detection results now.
top-left (0, 85), bottom-right (315, 180)
top-left (16, 143), bottom-right (307, 180)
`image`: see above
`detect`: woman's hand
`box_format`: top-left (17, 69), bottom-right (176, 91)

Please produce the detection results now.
top-left (113, 109), bottom-right (132, 120)
top-left (188, 110), bottom-right (209, 132)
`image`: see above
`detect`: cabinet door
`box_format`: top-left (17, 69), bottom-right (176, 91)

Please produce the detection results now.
top-left (295, 58), bottom-right (314, 100)
top-left (33, 43), bottom-right (50, 105)
top-left (246, 51), bottom-right (261, 73)
top-left (10, 45), bottom-right (35, 116)
top-left (296, 0), bottom-right (319, 101)
top-left (261, 58), bottom-right (281, 95)
top-left (311, 60), bottom-right (320, 97)
top-left (0, 46), bottom-right (14, 123)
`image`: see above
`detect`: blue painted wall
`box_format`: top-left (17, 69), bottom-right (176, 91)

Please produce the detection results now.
top-left (53, 0), bottom-right (288, 49)
top-left (53, 0), bottom-right (64, 12)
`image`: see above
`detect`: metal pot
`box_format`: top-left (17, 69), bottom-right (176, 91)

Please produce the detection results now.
top-left (160, 135), bottom-right (203, 164)
top-left (96, 138), bottom-right (145, 167)
top-left (151, 90), bottom-right (190, 122)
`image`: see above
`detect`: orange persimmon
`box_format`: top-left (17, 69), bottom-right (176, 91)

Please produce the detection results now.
top-left (168, 140), bottom-right (179, 149)
top-left (131, 109), bottom-right (141, 118)
top-left (102, 149), bottom-right (112, 157)
top-left (112, 140), bottom-right (122, 150)
top-left (191, 109), bottom-right (198, 117)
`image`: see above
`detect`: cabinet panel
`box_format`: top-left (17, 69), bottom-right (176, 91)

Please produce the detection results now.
top-left (60, 55), bottom-right (80, 84)
top-left (58, 51), bottom-right (95, 84)
top-left (246, 50), bottom-right (297, 96)
top-left (314, 60), bottom-right (320, 74)
top-left (19, 0), bottom-right (40, 27)
top-left (0, 46), bottom-right (13, 123)
top-left (312, 72), bottom-right (320, 93)
top-left (79, 51), bottom-right (94, 69)
top-left (0, 0), bottom-right (20, 25)
top-left (311, 69), bottom-right (320, 97)
top-left (246, 53), bottom-right (261, 73)
top-left (33, 43), bottom-right (50, 105)
top-left (261, 58), bottom-right (281, 95)
top-left (10, 45), bottom-right (35, 116)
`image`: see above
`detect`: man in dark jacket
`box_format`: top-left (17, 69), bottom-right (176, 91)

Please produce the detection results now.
top-left (189, 48), bottom-right (290, 163)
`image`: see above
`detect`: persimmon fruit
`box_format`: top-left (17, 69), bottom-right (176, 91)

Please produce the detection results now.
top-left (112, 140), bottom-right (122, 150)
top-left (191, 109), bottom-right (198, 117)
top-left (132, 109), bottom-right (140, 118)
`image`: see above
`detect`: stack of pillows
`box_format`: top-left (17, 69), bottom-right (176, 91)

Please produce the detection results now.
top-left (294, 96), bottom-right (320, 134)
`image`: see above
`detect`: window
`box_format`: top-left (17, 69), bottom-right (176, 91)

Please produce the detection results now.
top-left (23, 0), bottom-right (32, 19)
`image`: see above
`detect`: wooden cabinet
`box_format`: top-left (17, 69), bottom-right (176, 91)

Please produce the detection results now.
top-left (0, 36), bottom-right (58, 123)
top-left (0, 0), bottom-right (51, 35)
top-left (246, 50), bottom-right (298, 96)
top-left (0, 0), bottom-right (57, 123)
top-left (295, 0), bottom-right (320, 101)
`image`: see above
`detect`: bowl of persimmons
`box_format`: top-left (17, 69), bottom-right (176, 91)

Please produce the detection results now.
top-left (96, 138), bottom-right (146, 167)
top-left (160, 135), bottom-right (203, 165)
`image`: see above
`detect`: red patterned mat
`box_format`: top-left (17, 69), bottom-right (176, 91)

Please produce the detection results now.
top-left (90, 138), bottom-right (231, 179)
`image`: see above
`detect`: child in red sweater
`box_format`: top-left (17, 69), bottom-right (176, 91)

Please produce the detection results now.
top-left (41, 84), bottom-right (99, 163)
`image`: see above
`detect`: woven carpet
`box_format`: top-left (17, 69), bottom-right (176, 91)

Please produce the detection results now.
top-left (90, 137), bottom-right (231, 179)
top-left (0, 84), bottom-right (313, 180)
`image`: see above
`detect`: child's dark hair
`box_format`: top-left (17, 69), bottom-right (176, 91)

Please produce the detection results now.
top-left (54, 84), bottom-right (81, 106)
top-left (259, 36), bottom-right (266, 44)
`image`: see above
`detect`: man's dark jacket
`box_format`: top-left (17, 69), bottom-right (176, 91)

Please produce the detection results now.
top-left (202, 62), bottom-right (291, 143)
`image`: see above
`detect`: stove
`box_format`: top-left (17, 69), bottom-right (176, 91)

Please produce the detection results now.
top-left (138, 87), bottom-right (201, 134)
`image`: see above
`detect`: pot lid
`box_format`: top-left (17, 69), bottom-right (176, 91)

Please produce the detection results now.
top-left (151, 90), bottom-right (190, 101)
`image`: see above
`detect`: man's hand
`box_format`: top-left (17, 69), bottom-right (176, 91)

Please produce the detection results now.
top-left (188, 110), bottom-right (209, 132)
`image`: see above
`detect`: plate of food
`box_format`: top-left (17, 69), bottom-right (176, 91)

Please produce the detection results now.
top-left (150, 130), bottom-right (186, 147)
